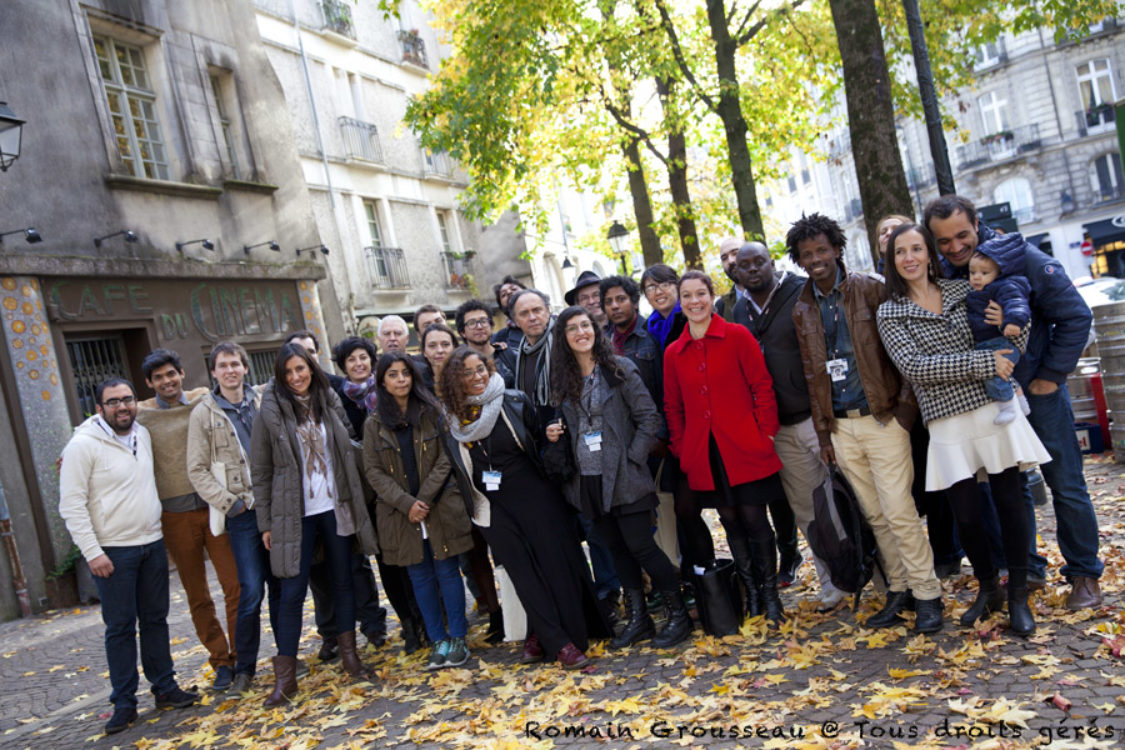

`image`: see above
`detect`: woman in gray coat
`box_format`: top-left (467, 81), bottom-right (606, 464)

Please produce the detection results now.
top-left (545, 306), bottom-right (691, 649)
top-left (251, 343), bottom-right (378, 705)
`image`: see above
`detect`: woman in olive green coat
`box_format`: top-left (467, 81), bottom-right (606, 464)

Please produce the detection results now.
top-left (363, 352), bottom-right (474, 670)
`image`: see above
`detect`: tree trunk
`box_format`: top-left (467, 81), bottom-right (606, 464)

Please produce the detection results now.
top-left (621, 138), bottom-right (663, 268)
top-left (656, 77), bottom-right (702, 269)
top-left (828, 0), bottom-right (914, 264)
top-left (705, 0), bottom-right (764, 242)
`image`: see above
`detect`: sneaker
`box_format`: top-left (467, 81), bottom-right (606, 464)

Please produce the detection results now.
top-left (425, 640), bottom-right (450, 670)
top-left (104, 706), bottom-right (137, 735)
top-left (228, 672), bottom-right (253, 696)
top-left (154, 686), bottom-right (198, 709)
top-left (779, 556), bottom-right (803, 588)
top-left (444, 637), bottom-right (470, 668)
top-left (816, 589), bottom-right (847, 613)
top-left (210, 665), bottom-right (233, 692)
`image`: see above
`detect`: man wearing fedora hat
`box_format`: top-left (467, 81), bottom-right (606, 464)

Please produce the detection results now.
top-left (565, 270), bottom-right (607, 329)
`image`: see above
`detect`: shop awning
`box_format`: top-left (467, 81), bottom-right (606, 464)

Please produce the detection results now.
top-left (1084, 216), bottom-right (1125, 247)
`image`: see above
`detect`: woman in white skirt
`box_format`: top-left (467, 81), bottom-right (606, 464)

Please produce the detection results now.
top-left (876, 223), bottom-right (1050, 637)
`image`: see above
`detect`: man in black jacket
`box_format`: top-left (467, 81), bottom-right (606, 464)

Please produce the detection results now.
top-left (731, 242), bottom-right (844, 609)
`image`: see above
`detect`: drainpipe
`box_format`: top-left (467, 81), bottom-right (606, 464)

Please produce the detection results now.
top-left (0, 481), bottom-right (32, 617)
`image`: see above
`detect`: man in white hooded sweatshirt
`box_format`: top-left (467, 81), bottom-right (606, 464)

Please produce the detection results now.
top-left (59, 377), bottom-right (197, 736)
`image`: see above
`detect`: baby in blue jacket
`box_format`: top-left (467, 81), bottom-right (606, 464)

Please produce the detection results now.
top-left (966, 232), bottom-right (1032, 425)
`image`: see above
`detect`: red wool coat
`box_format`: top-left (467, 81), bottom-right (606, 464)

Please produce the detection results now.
top-left (664, 314), bottom-right (783, 491)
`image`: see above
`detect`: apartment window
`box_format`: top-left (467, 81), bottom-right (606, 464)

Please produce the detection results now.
top-left (364, 201), bottom-right (384, 246)
top-left (436, 211), bottom-right (453, 253)
top-left (978, 90), bottom-right (1010, 135)
top-left (787, 175), bottom-right (797, 193)
top-left (1091, 153), bottom-right (1124, 202)
top-left (93, 35), bottom-right (169, 179)
top-left (993, 177), bottom-right (1035, 223)
top-left (210, 74), bottom-right (240, 179)
top-left (1077, 59), bottom-right (1116, 132)
top-left (976, 39), bottom-right (1004, 68)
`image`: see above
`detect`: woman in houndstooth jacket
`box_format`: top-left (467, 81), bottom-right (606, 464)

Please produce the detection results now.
top-left (876, 223), bottom-right (1050, 638)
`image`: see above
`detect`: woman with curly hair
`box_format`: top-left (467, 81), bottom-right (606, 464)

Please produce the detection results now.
top-left (439, 346), bottom-right (609, 669)
top-left (545, 306), bottom-right (691, 648)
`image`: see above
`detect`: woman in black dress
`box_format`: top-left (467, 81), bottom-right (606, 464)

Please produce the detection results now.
top-left (440, 346), bottom-right (609, 668)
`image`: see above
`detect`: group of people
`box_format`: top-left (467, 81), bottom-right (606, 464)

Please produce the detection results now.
top-left (58, 192), bottom-right (1103, 737)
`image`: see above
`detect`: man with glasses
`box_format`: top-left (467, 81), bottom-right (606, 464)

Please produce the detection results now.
top-left (60, 378), bottom-right (197, 735)
top-left (455, 299), bottom-right (512, 384)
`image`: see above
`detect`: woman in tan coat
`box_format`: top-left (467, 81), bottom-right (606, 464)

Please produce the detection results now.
top-left (363, 352), bottom-right (474, 670)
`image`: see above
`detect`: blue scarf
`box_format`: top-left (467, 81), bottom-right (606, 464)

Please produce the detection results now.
top-left (647, 303), bottom-right (682, 347)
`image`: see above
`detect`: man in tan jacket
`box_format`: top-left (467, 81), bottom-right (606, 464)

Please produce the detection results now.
top-left (136, 349), bottom-right (239, 692)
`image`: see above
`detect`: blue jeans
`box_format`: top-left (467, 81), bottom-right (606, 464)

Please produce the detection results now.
top-left (92, 540), bottom-right (178, 709)
top-left (579, 513), bottom-right (621, 599)
top-left (275, 511), bottom-right (356, 657)
top-left (406, 540), bottom-right (468, 642)
top-left (1024, 383), bottom-right (1104, 580)
top-left (227, 509), bottom-right (279, 676)
top-left (975, 337), bottom-right (1019, 402)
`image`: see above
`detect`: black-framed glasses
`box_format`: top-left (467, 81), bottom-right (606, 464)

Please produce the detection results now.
top-left (102, 396), bottom-right (137, 408)
top-left (464, 318), bottom-right (492, 328)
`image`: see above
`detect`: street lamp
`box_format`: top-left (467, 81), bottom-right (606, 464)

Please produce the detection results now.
top-left (176, 238), bottom-right (214, 252)
top-left (0, 102), bottom-right (25, 173)
top-left (243, 240), bottom-right (280, 254)
top-left (0, 227), bottom-right (41, 244)
top-left (607, 220), bottom-right (629, 274)
top-left (93, 229), bottom-right (138, 248)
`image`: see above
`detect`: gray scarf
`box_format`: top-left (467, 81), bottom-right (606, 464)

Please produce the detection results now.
top-left (514, 319), bottom-right (554, 406)
top-left (447, 373), bottom-right (507, 444)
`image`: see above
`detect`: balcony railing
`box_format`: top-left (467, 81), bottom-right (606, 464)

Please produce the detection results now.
top-left (365, 246), bottom-right (410, 289)
top-left (1094, 183), bottom-right (1125, 205)
top-left (443, 252), bottom-right (473, 291)
top-left (423, 149), bottom-right (452, 177)
top-left (321, 0), bottom-right (354, 38)
top-left (339, 117), bottom-right (384, 163)
top-left (955, 124), bottom-right (1041, 170)
top-left (1076, 104), bottom-right (1116, 137)
top-left (398, 30), bottom-right (428, 68)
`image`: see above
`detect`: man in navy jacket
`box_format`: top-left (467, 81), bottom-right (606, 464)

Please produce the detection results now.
top-left (925, 195), bottom-right (1102, 610)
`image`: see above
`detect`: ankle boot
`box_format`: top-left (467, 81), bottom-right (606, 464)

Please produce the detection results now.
top-left (727, 536), bottom-right (761, 617)
top-left (486, 609), bottom-right (505, 645)
top-left (401, 616), bottom-right (422, 655)
top-left (264, 655), bottom-right (297, 707)
top-left (611, 589), bottom-right (655, 649)
top-left (959, 574), bottom-right (1004, 627)
top-left (914, 597), bottom-right (944, 634)
top-left (748, 536), bottom-right (785, 624)
top-left (652, 589), bottom-right (693, 647)
top-left (867, 590), bottom-right (913, 628)
top-left (336, 631), bottom-right (373, 679)
top-left (1007, 586), bottom-right (1036, 637)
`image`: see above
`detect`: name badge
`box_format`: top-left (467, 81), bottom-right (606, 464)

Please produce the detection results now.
top-left (482, 470), bottom-right (502, 492)
top-left (583, 431), bottom-right (603, 452)
top-left (826, 358), bottom-right (849, 382)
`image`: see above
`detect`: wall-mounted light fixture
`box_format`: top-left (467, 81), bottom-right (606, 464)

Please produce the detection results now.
top-left (93, 229), bottom-right (138, 248)
top-left (296, 244), bottom-right (329, 257)
top-left (243, 240), bottom-right (279, 254)
top-left (0, 227), bottom-right (41, 244)
top-left (0, 102), bottom-right (25, 173)
top-left (176, 238), bottom-right (215, 252)
top-left (561, 255), bottom-right (574, 269)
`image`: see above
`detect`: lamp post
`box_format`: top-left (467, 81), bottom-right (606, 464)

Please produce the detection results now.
top-left (607, 220), bottom-right (629, 274)
top-left (0, 102), bottom-right (25, 173)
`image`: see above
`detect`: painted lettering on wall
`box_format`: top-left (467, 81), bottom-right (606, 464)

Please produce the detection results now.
top-left (50, 282), bottom-right (153, 320)
top-left (189, 283), bottom-right (300, 342)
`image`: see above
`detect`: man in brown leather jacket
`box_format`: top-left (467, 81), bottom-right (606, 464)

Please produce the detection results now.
top-left (789, 213), bottom-right (942, 634)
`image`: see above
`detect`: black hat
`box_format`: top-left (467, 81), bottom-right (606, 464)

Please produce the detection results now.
top-left (564, 270), bottom-right (602, 306)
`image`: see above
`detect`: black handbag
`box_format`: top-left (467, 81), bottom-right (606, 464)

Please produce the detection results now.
top-left (693, 558), bottom-right (744, 636)
top-left (540, 424), bottom-right (575, 483)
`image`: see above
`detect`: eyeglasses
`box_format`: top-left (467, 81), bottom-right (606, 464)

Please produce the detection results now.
top-left (102, 396), bottom-right (136, 408)
top-left (565, 321), bottom-right (595, 334)
top-left (464, 318), bottom-right (491, 328)
top-left (461, 365), bottom-right (489, 379)
top-left (643, 281), bottom-right (676, 294)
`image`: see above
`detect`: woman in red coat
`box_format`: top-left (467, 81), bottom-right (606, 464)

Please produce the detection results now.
top-left (664, 270), bottom-right (787, 622)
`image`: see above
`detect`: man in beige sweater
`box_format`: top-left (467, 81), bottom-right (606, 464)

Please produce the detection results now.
top-left (135, 349), bottom-right (239, 693)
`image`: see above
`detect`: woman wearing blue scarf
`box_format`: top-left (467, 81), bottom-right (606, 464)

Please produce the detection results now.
top-left (640, 264), bottom-right (716, 580)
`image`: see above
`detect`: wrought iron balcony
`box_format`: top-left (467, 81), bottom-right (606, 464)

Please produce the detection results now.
top-left (339, 117), bottom-right (383, 163)
top-left (398, 30), bottom-right (428, 68)
top-left (321, 0), bottom-right (354, 38)
top-left (1094, 183), bottom-right (1125, 204)
top-left (443, 251), bottom-right (474, 291)
top-left (365, 246), bottom-right (410, 289)
top-left (1076, 104), bottom-right (1116, 137)
top-left (955, 124), bottom-right (1041, 170)
top-left (423, 149), bottom-right (452, 177)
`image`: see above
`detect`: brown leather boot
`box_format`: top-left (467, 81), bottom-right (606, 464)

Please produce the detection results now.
top-left (263, 655), bottom-right (297, 707)
top-left (337, 630), bottom-right (373, 679)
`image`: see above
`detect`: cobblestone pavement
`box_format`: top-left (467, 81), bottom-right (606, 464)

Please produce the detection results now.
top-left (2, 455), bottom-right (1123, 749)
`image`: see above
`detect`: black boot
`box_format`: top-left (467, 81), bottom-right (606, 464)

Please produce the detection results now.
top-left (486, 609), bottom-right (505, 645)
top-left (959, 575), bottom-right (1004, 627)
top-left (867, 590), bottom-right (914, 628)
top-left (401, 616), bottom-right (422, 655)
top-left (652, 589), bottom-right (693, 647)
top-left (1007, 586), bottom-right (1036, 637)
top-left (914, 597), bottom-right (944, 634)
top-left (610, 589), bottom-right (655, 649)
top-left (727, 536), bottom-right (761, 617)
top-left (748, 536), bottom-right (785, 624)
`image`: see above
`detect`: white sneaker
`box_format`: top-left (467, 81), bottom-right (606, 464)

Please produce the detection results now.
top-left (816, 589), bottom-right (847, 613)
